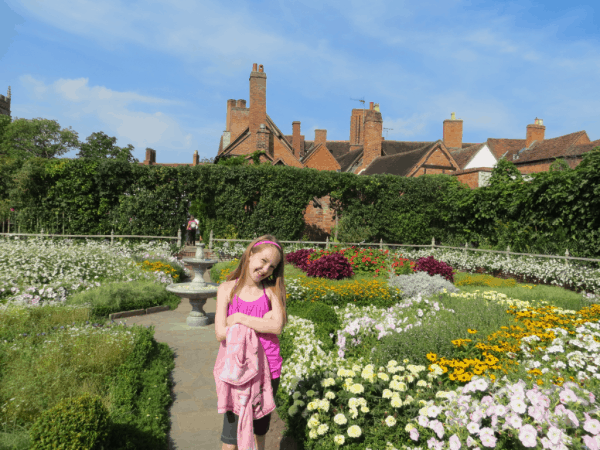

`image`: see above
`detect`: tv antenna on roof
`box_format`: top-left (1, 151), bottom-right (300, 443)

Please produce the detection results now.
top-left (383, 127), bottom-right (394, 138)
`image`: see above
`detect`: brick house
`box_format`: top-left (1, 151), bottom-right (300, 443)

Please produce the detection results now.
top-left (209, 64), bottom-right (598, 236)
top-left (447, 118), bottom-right (600, 188)
top-left (213, 64), bottom-right (473, 236)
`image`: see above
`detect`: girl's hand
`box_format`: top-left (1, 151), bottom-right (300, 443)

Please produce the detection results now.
top-left (227, 313), bottom-right (244, 326)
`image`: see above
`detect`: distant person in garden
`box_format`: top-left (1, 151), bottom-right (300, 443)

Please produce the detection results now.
top-left (186, 215), bottom-right (199, 246)
top-left (214, 235), bottom-right (287, 450)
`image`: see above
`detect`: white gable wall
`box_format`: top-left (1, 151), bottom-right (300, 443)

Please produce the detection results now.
top-left (464, 145), bottom-right (497, 169)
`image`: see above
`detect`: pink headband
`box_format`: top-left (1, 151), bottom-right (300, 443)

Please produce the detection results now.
top-left (254, 240), bottom-right (281, 249)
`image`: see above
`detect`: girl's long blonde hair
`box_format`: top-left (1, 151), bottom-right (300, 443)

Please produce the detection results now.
top-left (226, 234), bottom-right (287, 328)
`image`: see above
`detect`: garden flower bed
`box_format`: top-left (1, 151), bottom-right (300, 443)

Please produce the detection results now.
top-left (0, 237), bottom-right (187, 308)
top-left (0, 237), bottom-right (185, 449)
top-left (211, 253), bottom-right (600, 449)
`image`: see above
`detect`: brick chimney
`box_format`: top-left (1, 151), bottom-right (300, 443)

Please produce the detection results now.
top-left (315, 129), bottom-right (327, 148)
top-left (249, 63), bottom-right (267, 150)
top-left (361, 104), bottom-right (383, 171)
top-left (193, 150), bottom-right (199, 166)
top-left (144, 148), bottom-right (156, 165)
top-left (292, 121), bottom-right (301, 156)
top-left (350, 109), bottom-right (365, 150)
top-left (226, 99), bottom-right (236, 132)
top-left (526, 118), bottom-right (545, 147)
top-left (443, 112), bottom-right (463, 148)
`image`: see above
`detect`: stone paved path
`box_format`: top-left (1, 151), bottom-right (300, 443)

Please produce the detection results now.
top-left (121, 266), bottom-right (295, 450)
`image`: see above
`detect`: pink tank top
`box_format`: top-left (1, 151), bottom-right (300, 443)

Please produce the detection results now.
top-left (226, 282), bottom-right (283, 379)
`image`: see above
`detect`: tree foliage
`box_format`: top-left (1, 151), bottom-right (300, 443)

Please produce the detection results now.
top-left (76, 131), bottom-right (138, 163)
top-left (0, 118), bottom-right (80, 159)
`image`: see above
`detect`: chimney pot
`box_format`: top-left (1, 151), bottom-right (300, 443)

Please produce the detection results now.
top-left (252, 63), bottom-right (258, 72)
top-left (369, 101), bottom-right (374, 110)
top-left (258, 64), bottom-right (264, 73)
top-left (451, 112), bottom-right (456, 120)
top-left (373, 103), bottom-right (380, 112)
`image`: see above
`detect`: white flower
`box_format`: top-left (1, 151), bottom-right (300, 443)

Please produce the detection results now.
top-left (385, 415), bottom-right (397, 427)
top-left (334, 435), bottom-right (345, 445)
top-left (317, 423), bottom-right (329, 435)
top-left (334, 413), bottom-right (347, 425)
top-left (347, 425), bottom-right (362, 438)
top-left (350, 383), bottom-right (365, 394)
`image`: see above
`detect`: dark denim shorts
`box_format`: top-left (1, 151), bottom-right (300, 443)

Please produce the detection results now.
top-left (221, 377), bottom-right (280, 445)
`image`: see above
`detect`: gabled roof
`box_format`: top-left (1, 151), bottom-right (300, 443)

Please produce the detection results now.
top-left (337, 148), bottom-right (363, 173)
top-left (215, 127), bottom-right (251, 161)
top-left (486, 138), bottom-right (526, 161)
top-left (450, 143), bottom-right (486, 169)
top-left (325, 141), bottom-right (352, 159)
top-left (513, 131), bottom-right (589, 164)
top-left (569, 139), bottom-right (600, 157)
top-left (302, 143), bottom-right (342, 171)
top-left (362, 143), bottom-right (434, 176)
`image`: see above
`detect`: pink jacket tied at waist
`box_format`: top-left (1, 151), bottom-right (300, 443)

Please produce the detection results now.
top-left (214, 323), bottom-right (276, 450)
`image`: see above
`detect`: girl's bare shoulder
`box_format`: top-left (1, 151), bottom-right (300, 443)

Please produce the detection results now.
top-left (218, 279), bottom-right (236, 296)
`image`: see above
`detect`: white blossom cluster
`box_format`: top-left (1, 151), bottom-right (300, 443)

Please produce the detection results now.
top-left (396, 248), bottom-right (600, 294)
top-left (0, 237), bottom-right (186, 309)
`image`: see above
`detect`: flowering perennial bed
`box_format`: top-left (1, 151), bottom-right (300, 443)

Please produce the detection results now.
top-left (278, 289), bottom-right (600, 449)
top-left (398, 248), bottom-right (600, 294)
top-left (0, 238), bottom-right (186, 308)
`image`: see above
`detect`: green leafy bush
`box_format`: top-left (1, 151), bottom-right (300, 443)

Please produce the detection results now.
top-left (65, 280), bottom-right (181, 319)
top-left (29, 393), bottom-right (110, 450)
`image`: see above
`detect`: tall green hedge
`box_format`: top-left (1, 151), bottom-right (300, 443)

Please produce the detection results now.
top-left (1, 148), bottom-right (599, 257)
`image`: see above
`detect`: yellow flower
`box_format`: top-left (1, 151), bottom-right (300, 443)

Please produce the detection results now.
top-left (467, 329), bottom-right (478, 334)
top-left (426, 353), bottom-right (437, 362)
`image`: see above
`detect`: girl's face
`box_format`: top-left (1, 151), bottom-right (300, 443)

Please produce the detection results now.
top-left (247, 246), bottom-right (281, 284)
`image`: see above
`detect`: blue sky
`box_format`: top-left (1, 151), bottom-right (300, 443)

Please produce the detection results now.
top-left (1, 0), bottom-right (599, 164)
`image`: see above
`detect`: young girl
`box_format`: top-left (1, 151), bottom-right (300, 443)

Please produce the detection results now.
top-left (215, 234), bottom-right (288, 450)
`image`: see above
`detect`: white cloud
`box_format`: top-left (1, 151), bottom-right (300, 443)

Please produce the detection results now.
top-left (17, 75), bottom-right (206, 157)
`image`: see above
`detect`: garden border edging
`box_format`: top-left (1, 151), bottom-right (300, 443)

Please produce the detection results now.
top-left (109, 305), bottom-right (170, 320)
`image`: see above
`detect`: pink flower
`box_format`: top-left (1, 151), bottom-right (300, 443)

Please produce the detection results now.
top-left (519, 424), bottom-right (538, 448)
top-left (409, 428), bottom-right (419, 441)
top-left (584, 418), bottom-right (600, 436)
top-left (583, 435), bottom-right (599, 450)
top-left (449, 434), bottom-right (462, 450)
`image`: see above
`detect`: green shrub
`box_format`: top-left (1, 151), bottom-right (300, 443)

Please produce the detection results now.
top-left (29, 393), bottom-right (110, 450)
top-left (211, 260), bottom-right (239, 284)
top-left (65, 281), bottom-right (181, 319)
top-left (370, 294), bottom-right (516, 367)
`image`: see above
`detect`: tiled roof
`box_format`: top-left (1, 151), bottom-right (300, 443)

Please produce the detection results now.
top-left (325, 141), bottom-right (352, 159)
top-left (486, 138), bottom-right (527, 161)
top-left (568, 139), bottom-right (600, 157)
top-left (450, 143), bottom-right (485, 169)
top-left (382, 140), bottom-right (434, 156)
top-left (362, 144), bottom-right (435, 176)
top-left (513, 131), bottom-right (588, 164)
top-left (337, 148), bottom-right (363, 172)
